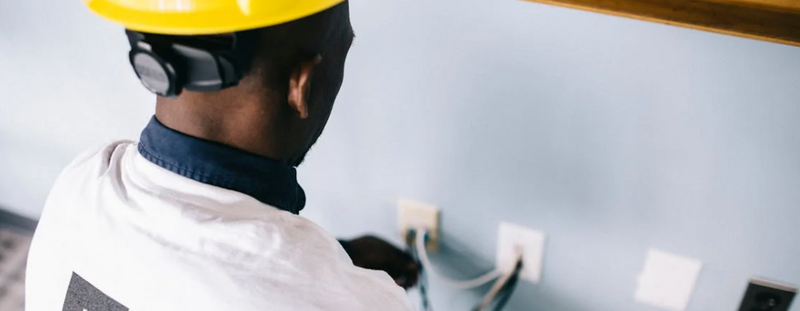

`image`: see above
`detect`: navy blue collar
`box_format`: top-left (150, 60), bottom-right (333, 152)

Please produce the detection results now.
top-left (138, 116), bottom-right (305, 214)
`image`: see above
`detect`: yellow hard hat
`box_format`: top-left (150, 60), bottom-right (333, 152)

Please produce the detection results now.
top-left (85, 0), bottom-right (346, 35)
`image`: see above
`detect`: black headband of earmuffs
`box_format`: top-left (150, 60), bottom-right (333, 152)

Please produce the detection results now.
top-left (125, 29), bottom-right (258, 97)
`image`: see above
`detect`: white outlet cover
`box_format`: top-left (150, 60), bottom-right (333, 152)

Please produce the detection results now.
top-left (496, 222), bottom-right (546, 283)
top-left (635, 249), bottom-right (703, 311)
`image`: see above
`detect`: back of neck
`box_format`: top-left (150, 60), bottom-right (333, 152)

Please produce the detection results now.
top-left (154, 91), bottom-right (289, 162)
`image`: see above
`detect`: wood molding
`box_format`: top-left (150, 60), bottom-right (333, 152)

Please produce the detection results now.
top-left (522, 0), bottom-right (800, 47)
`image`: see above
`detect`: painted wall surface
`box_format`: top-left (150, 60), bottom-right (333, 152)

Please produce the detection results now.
top-left (2, 0), bottom-right (800, 310)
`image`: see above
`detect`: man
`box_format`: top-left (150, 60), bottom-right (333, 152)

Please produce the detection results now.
top-left (26, 1), bottom-right (418, 310)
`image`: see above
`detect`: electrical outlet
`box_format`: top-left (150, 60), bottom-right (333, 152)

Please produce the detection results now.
top-left (398, 199), bottom-right (440, 250)
top-left (496, 222), bottom-right (546, 283)
top-left (635, 249), bottom-right (702, 311)
top-left (738, 278), bottom-right (796, 311)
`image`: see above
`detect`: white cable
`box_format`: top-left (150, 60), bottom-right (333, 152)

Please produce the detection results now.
top-left (475, 252), bottom-right (523, 311)
top-left (415, 229), bottom-right (502, 289)
top-left (475, 269), bottom-right (515, 311)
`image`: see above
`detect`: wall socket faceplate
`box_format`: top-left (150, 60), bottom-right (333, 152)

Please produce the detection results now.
top-left (738, 278), bottom-right (797, 311)
top-left (398, 199), bottom-right (440, 250)
top-left (496, 222), bottom-right (546, 283)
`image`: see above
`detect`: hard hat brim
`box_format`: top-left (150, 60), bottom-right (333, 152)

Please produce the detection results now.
top-left (86, 0), bottom-right (345, 35)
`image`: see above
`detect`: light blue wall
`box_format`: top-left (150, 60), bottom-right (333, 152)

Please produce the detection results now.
top-left (2, 0), bottom-right (800, 310)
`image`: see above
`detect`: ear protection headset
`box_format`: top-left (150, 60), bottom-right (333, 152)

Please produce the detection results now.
top-left (125, 29), bottom-right (257, 97)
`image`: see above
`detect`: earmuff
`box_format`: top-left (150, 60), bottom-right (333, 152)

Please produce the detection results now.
top-left (125, 29), bottom-right (256, 97)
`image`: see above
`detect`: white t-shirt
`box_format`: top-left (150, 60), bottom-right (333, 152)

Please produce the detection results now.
top-left (26, 141), bottom-right (414, 311)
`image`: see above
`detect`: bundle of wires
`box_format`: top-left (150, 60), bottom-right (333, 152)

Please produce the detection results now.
top-left (405, 229), bottom-right (523, 311)
top-left (472, 258), bottom-right (523, 311)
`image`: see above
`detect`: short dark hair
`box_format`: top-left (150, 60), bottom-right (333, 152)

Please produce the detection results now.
top-left (246, 1), bottom-right (354, 91)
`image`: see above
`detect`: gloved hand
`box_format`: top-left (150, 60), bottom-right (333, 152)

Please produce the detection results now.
top-left (340, 236), bottom-right (420, 289)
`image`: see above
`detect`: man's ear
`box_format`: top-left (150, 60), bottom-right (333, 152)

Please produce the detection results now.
top-left (288, 55), bottom-right (322, 119)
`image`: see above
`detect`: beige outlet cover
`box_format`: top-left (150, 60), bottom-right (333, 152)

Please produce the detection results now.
top-left (397, 199), bottom-right (440, 249)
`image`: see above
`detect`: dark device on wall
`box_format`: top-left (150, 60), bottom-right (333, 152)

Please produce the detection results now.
top-left (125, 29), bottom-right (256, 97)
top-left (738, 278), bottom-right (796, 311)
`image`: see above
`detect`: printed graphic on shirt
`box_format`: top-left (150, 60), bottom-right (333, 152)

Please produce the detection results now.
top-left (62, 272), bottom-right (128, 311)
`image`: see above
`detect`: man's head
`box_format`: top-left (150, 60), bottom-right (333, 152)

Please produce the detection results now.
top-left (148, 2), bottom-right (353, 166)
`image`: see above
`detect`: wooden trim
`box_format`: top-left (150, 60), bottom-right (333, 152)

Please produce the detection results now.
top-left (521, 0), bottom-right (800, 47)
top-left (706, 0), bottom-right (800, 12)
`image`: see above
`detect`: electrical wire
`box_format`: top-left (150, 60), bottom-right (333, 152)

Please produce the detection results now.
top-left (406, 228), bottom-right (523, 311)
top-left (415, 229), bottom-right (502, 289)
top-left (474, 271), bottom-right (513, 310)
top-left (405, 230), bottom-right (433, 311)
top-left (418, 268), bottom-right (432, 311)
top-left (490, 274), bottom-right (520, 311)
top-left (486, 262), bottom-right (521, 311)
top-left (473, 255), bottom-right (523, 311)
